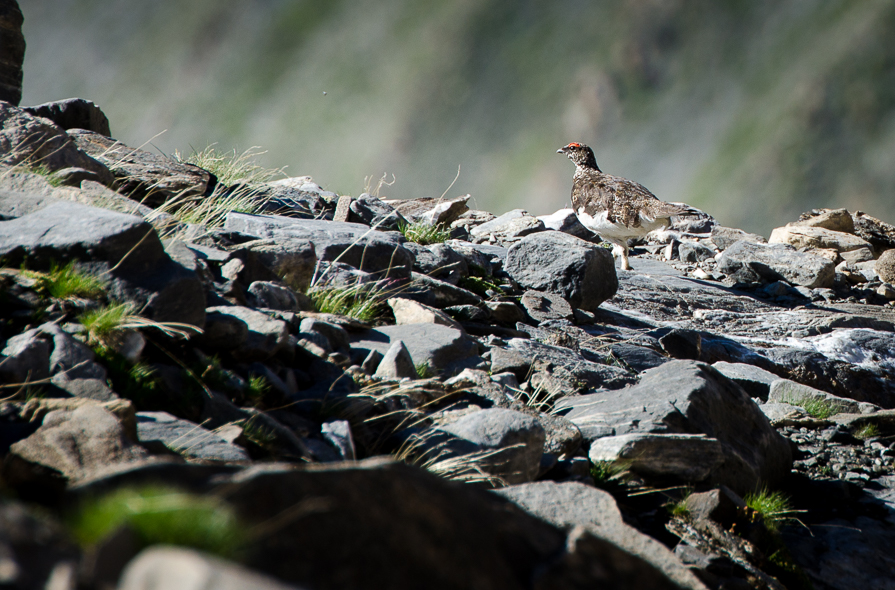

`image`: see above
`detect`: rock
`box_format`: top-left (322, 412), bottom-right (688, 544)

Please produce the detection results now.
top-left (769, 224), bottom-right (873, 258)
top-left (767, 379), bottom-right (880, 415)
top-left (0, 0), bottom-right (24, 105)
top-left (298, 318), bottom-right (350, 354)
top-left (19, 398), bottom-right (137, 439)
top-left (877, 249), bottom-right (895, 284)
top-left (711, 361), bottom-right (780, 400)
top-left (0, 200), bottom-right (205, 326)
top-left (678, 241), bottom-right (716, 263)
top-left (201, 311), bottom-right (248, 350)
top-left (401, 272), bottom-right (483, 308)
top-left (496, 481), bottom-right (708, 590)
top-left (757, 401), bottom-right (813, 426)
top-left (520, 290), bottom-right (574, 322)
top-left (320, 420), bottom-right (356, 461)
top-left (23, 98), bottom-right (112, 136)
top-left (0, 499), bottom-right (78, 590)
top-left (247, 281), bottom-right (302, 311)
top-left (470, 209), bottom-right (545, 242)
top-left (239, 238), bottom-right (317, 293)
top-left (437, 408), bottom-right (546, 485)
top-left (589, 433), bottom-right (726, 482)
top-left (391, 195), bottom-right (470, 226)
top-left (485, 300), bottom-right (525, 325)
top-left (69, 130), bottom-right (212, 207)
top-left (717, 240), bottom-right (835, 288)
top-left (795, 208), bottom-right (855, 233)
top-left (537, 412), bottom-right (583, 457)
top-left (373, 340), bottom-right (418, 380)
top-left (685, 486), bottom-right (749, 527)
top-left (136, 411), bottom-right (249, 463)
top-left (537, 208), bottom-right (599, 242)
top-left (505, 231), bottom-right (618, 311)
top-left (225, 213), bottom-right (414, 279)
top-left (0, 104), bottom-right (112, 181)
top-left (556, 361), bottom-right (792, 493)
top-left (404, 242), bottom-right (468, 284)
top-left (852, 211), bottom-right (895, 253)
top-left (347, 193), bottom-right (405, 230)
top-left (709, 226), bottom-right (766, 250)
top-left (3, 405), bottom-right (148, 499)
top-left (205, 306), bottom-right (289, 361)
top-left (351, 323), bottom-right (480, 374)
top-left (0, 327), bottom-right (51, 383)
top-left (387, 297), bottom-right (462, 329)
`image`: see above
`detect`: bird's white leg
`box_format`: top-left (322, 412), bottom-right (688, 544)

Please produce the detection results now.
top-left (620, 243), bottom-right (632, 271)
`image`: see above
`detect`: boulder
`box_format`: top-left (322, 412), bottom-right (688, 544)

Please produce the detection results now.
top-left (69, 129), bottom-right (212, 207)
top-left (717, 240), bottom-right (835, 288)
top-left (505, 231), bottom-right (618, 311)
top-left (387, 297), bottom-right (462, 329)
top-left (877, 249), bottom-right (895, 284)
top-left (225, 213), bottom-right (414, 279)
top-left (768, 379), bottom-right (880, 415)
top-left (588, 433), bottom-right (726, 482)
top-left (372, 340), bottom-right (418, 380)
top-left (769, 224), bottom-right (873, 258)
top-left (205, 306), bottom-right (289, 361)
top-left (470, 209), bottom-right (545, 242)
top-left (556, 360), bottom-right (792, 493)
top-left (118, 546), bottom-right (306, 590)
top-left (23, 98), bottom-right (112, 136)
top-left (496, 481), bottom-right (708, 590)
top-left (0, 0), bottom-right (24, 105)
top-left (351, 323), bottom-right (480, 373)
top-left (520, 290), bottom-right (574, 322)
top-left (136, 411), bottom-right (249, 463)
top-left (0, 104), bottom-right (112, 181)
top-left (391, 195), bottom-right (470, 226)
top-left (711, 361), bottom-right (780, 400)
top-left (709, 226), bottom-right (766, 250)
top-left (438, 408), bottom-right (546, 485)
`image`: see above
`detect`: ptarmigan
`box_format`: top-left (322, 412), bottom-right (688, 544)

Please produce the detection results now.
top-left (558, 142), bottom-right (697, 270)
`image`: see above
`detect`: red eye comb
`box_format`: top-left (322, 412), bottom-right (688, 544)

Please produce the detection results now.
top-left (567, 142), bottom-right (582, 148)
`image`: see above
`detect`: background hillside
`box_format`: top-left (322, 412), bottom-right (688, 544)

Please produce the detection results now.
top-left (20, 0), bottom-right (895, 235)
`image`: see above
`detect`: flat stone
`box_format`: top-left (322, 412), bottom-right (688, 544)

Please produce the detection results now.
top-left (768, 379), bottom-right (880, 415)
top-left (387, 297), bottom-right (462, 329)
top-left (588, 433), bottom-right (726, 482)
top-left (709, 226), bottom-right (766, 250)
top-left (470, 209), bottom-right (545, 242)
top-left (520, 290), bottom-right (574, 322)
top-left (769, 224), bottom-right (873, 254)
top-left (505, 231), bottom-right (618, 311)
top-left (136, 411), bottom-right (249, 463)
top-left (718, 240), bottom-right (835, 288)
top-left (711, 361), bottom-right (780, 400)
top-left (205, 306), bottom-right (289, 361)
top-left (351, 323), bottom-right (479, 373)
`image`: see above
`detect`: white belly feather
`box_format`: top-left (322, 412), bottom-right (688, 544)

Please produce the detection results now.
top-left (576, 208), bottom-right (669, 244)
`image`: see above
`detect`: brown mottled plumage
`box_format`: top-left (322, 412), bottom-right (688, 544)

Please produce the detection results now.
top-left (558, 142), bottom-right (694, 270)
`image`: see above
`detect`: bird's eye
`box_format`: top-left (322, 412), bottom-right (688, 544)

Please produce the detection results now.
top-left (568, 143), bottom-right (581, 149)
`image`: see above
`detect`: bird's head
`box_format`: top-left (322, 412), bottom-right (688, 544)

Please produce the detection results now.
top-left (557, 142), bottom-right (599, 170)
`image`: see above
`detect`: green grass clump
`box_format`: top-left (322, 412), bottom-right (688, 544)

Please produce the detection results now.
top-left (245, 375), bottom-right (271, 408)
top-left (589, 460), bottom-right (631, 494)
top-left (24, 261), bottom-right (106, 299)
top-left (26, 164), bottom-right (65, 187)
top-left (854, 423), bottom-right (881, 440)
top-left (744, 489), bottom-right (794, 534)
top-left (787, 397), bottom-right (838, 420)
top-left (397, 219), bottom-right (450, 245)
top-left (415, 362), bottom-right (436, 379)
top-left (69, 486), bottom-right (243, 558)
top-left (79, 302), bottom-right (134, 342)
top-left (458, 276), bottom-right (504, 298)
top-left (174, 145), bottom-right (283, 186)
top-left (308, 284), bottom-right (388, 322)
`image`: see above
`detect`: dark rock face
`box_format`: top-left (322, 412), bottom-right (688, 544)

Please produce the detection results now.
top-left (23, 97), bottom-right (112, 136)
top-left (505, 231), bottom-right (618, 311)
top-left (0, 0), bottom-right (24, 106)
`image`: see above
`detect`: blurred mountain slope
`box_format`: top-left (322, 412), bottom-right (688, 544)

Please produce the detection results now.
top-left (21, 0), bottom-right (895, 235)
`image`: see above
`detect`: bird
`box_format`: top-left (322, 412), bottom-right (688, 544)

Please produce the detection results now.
top-left (557, 142), bottom-right (697, 271)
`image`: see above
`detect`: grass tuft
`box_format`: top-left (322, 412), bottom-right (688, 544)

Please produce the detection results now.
top-left (783, 396), bottom-right (838, 420)
top-left (80, 302), bottom-right (134, 342)
top-left (69, 486), bottom-right (243, 558)
top-left (589, 459), bottom-right (631, 494)
top-left (415, 362), bottom-right (437, 379)
top-left (744, 488), bottom-right (794, 534)
top-left (397, 219), bottom-right (450, 245)
top-left (174, 144), bottom-right (284, 186)
top-left (245, 375), bottom-right (271, 408)
top-left (23, 261), bottom-right (106, 300)
top-left (308, 281), bottom-right (396, 323)
top-left (854, 423), bottom-right (881, 440)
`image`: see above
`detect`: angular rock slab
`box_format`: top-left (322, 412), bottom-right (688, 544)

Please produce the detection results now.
top-left (373, 340), bottom-right (418, 380)
top-left (225, 212), bottom-right (414, 279)
top-left (387, 297), bottom-right (462, 329)
top-left (496, 481), bottom-right (708, 590)
top-left (351, 323), bottom-right (480, 373)
top-left (556, 360), bottom-right (792, 493)
top-left (438, 408), bottom-right (546, 485)
top-left (136, 411), bottom-right (249, 463)
top-left (717, 239), bottom-right (835, 288)
top-left (505, 231), bottom-right (618, 311)
top-left (768, 379), bottom-right (880, 415)
top-left (205, 306), bottom-right (289, 361)
top-left (69, 129), bottom-right (212, 207)
top-left (470, 209), bottom-right (545, 242)
top-left (588, 433), bottom-right (726, 482)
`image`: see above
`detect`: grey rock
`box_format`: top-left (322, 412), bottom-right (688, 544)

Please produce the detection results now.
top-left (50, 374), bottom-right (117, 401)
top-left (352, 323), bottom-right (479, 373)
top-left (877, 249), bottom-right (895, 284)
top-left (205, 306), bottom-right (289, 361)
top-left (373, 340), bottom-right (418, 380)
top-left (438, 408), bottom-right (546, 485)
top-left (360, 349), bottom-right (383, 375)
top-left (444, 239), bottom-right (498, 276)
top-left (605, 342), bottom-right (669, 372)
top-left (299, 318), bottom-right (350, 354)
top-left (348, 193), bottom-right (405, 231)
top-left (118, 546), bottom-right (306, 590)
top-left (404, 242), bottom-right (468, 284)
top-left (589, 433), bottom-right (726, 482)
top-left (556, 360), bottom-right (792, 494)
top-left (69, 129), bottom-right (211, 207)
top-left (201, 311), bottom-right (249, 350)
top-left (470, 209), bottom-right (545, 242)
top-left (678, 241), bottom-right (716, 263)
top-left (3, 405), bottom-right (148, 492)
top-left (496, 481), bottom-right (708, 590)
top-left (711, 361), bottom-right (780, 400)
top-left (718, 240), bottom-right (835, 288)
top-left (136, 411), bottom-right (249, 463)
top-left (240, 238), bottom-right (317, 293)
top-left (520, 290), bottom-right (574, 322)
top-left (320, 420), bottom-right (357, 461)
top-left (23, 98), bottom-right (111, 136)
top-left (225, 213), bottom-right (414, 279)
top-left (757, 401), bottom-right (811, 425)
top-left (239, 183), bottom-right (331, 220)
top-left (505, 231), bottom-right (618, 311)
top-left (401, 272), bottom-right (483, 308)
top-left (496, 338), bottom-right (635, 391)
top-left (392, 195), bottom-right (470, 226)
top-left (538, 412), bottom-right (583, 457)
top-left (768, 379), bottom-right (880, 415)
top-left (710, 226), bottom-right (766, 250)
top-left (387, 297), bottom-right (462, 329)
top-left (1, 328), bottom-right (51, 383)
top-left (247, 281), bottom-right (301, 311)
top-left (0, 104), bottom-right (112, 181)
top-left (485, 300), bottom-right (526, 325)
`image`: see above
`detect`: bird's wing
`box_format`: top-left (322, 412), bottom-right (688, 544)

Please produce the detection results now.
top-left (572, 173), bottom-right (671, 228)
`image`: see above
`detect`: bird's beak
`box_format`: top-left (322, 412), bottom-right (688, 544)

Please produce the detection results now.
top-left (556, 148), bottom-right (565, 154)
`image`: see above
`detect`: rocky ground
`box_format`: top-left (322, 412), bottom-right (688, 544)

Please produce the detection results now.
top-left (1, 94), bottom-right (895, 590)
